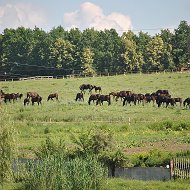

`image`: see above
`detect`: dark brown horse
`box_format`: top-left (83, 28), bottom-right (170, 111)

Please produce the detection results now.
top-left (31, 96), bottom-right (42, 105)
top-left (75, 92), bottom-right (84, 101)
top-left (79, 84), bottom-right (94, 93)
top-left (47, 93), bottom-right (58, 101)
top-left (3, 93), bottom-right (17, 103)
top-left (96, 95), bottom-right (111, 106)
top-left (88, 94), bottom-right (100, 105)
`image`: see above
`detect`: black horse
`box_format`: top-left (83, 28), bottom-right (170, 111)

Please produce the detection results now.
top-left (123, 94), bottom-right (137, 106)
top-left (88, 94), bottom-right (100, 105)
top-left (75, 92), bottom-right (84, 101)
top-left (79, 84), bottom-right (94, 93)
top-left (183, 98), bottom-right (190, 109)
top-left (96, 95), bottom-right (111, 106)
top-left (156, 95), bottom-right (175, 108)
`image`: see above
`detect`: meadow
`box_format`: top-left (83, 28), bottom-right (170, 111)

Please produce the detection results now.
top-left (0, 72), bottom-right (190, 158)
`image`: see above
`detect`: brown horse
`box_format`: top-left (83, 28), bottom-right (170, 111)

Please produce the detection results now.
top-left (75, 92), bottom-right (84, 101)
top-left (109, 92), bottom-right (119, 100)
top-left (96, 95), bottom-right (111, 106)
top-left (27, 92), bottom-right (39, 99)
top-left (47, 93), bottom-right (58, 101)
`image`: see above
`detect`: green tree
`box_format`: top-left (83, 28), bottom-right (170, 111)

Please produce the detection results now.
top-left (160, 29), bottom-right (175, 70)
top-left (2, 27), bottom-right (34, 72)
top-left (145, 35), bottom-right (165, 71)
top-left (49, 38), bottom-right (76, 74)
top-left (172, 21), bottom-right (190, 68)
top-left (80, 48), bottom-right (96, 76)
top-left (121, 31), bottom-right (144, 72)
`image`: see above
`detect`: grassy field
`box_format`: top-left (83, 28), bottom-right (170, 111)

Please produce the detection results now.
top-left (0, 72), bottom-right (190, 158)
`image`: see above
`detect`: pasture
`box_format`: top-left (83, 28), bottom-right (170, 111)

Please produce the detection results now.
top-left (0, 72), bottom-right (190, 158)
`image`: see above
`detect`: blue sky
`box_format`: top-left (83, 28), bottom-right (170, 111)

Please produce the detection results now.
top-left (0, 0), bottom-right (189, 35)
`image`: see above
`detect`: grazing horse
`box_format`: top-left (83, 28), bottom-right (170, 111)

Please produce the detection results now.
top-left (24, 98), bottom-right (30, 106)
top-left (75, 92), bottom-right (84, 101)
top-left (183, 98), bottom-right (190, 109)
top-left (116, 91), bottom-right (132, 101)
top-left (156, 95), bottom-right (175, 108)
top-left (3, 93), bottom-right (17, 103)
top-left (137, 94), bottom-right (145, 105)
top-left (123, 94), bottom-right (137, 106)
top-left (27, 92), bottom-right (39, 99)
top-left (79, 84), bottom-right (94, 93)
top-left (96, 95), bottom-right (111, 106)
top-left (47, 93), bottom-right (58, 101)
top-left (88, 94), bottom-right (100, 105)
top-left (31, 96), bottom-right (42, 105)
top-left (109, 92), bottom-right (119, 100)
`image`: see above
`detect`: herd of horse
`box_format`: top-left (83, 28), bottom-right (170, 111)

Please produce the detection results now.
top-left (78, 84), bottom-right (190, 108)
top-left (0, 84), bottom-right (190, 109)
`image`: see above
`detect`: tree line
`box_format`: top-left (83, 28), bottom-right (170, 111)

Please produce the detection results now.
top-left (0, 20), bottom-right (190, 77)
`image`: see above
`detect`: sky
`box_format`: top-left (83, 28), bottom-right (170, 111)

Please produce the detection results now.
top-left (0, 0), bottom-right (190, 35)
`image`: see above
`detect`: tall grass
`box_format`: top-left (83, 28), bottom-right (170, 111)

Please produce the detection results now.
top-left (20, 155), bottom-right (107, 190)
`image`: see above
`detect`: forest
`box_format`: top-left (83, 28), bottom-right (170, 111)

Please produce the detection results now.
top-left (0, 20), bottom-right (190, 78)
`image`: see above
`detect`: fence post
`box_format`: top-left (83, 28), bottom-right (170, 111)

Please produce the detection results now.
top-left (170, 159), bottom-right (174, 180)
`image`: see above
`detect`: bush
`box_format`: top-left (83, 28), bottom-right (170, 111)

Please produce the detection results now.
top-left (148, 121), bottom-right (190, 132)
top-left (132, 149), bottom-right (173, 167)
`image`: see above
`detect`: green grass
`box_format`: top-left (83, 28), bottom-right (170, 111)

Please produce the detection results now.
top-left (0, 72), bottom-right (190, 157)
top-left (106, 178), bottom-right (190, 190)
top-left (3, 179), bottom-right (190, 190)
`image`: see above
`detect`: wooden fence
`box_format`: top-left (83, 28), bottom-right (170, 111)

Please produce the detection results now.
top-left (170, 157), bottom-right (190, 179)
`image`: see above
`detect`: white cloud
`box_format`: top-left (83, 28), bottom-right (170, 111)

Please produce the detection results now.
top-left (63, 2), bottom-right (132, 33)
top-left (0, 2), bottom-right (47, 33)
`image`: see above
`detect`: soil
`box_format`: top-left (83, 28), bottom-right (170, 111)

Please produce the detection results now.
top-left (124, 140), bottom-right (190, 154)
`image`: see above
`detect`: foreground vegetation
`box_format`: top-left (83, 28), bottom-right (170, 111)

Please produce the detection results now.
top-left (3, 179), bottom-right (190, 190)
